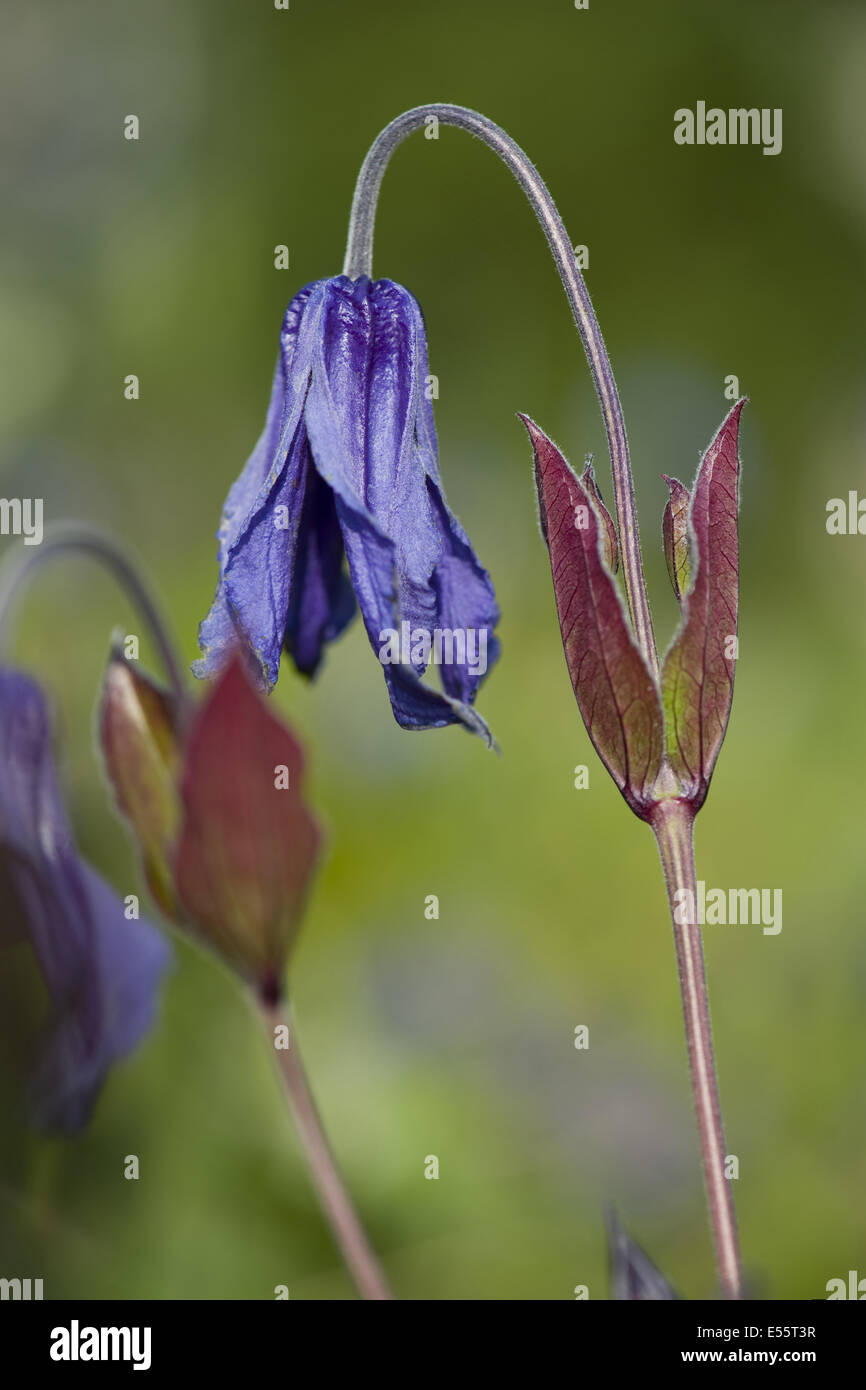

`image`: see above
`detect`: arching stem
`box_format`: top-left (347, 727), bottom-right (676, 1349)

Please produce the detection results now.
top-left (343, 104), bottom-right (658, 677)
top-left (0, 523), bottom-right (186, 700)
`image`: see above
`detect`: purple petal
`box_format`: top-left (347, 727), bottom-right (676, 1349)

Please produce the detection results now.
top-left (305, 277), bottom-right (498, 738)
top-left (332, 494), bottom-right (493, 739)
top-left (426, 483), bottom-right (500, 706)
top-left (0, 671), bottom-right (170, 1134)
top-left (29, 865), bottom-right (170, 1132)
top-left (307, 279), bottom-right (441, 590)
top-left (219, 423), bottom-right (314, 688)
top-left (194, 283), bottom-right (325, 684)
top-left (282, 464), bottom-right (355, 676)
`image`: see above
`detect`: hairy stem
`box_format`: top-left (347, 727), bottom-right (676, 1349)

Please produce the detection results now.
top-left (258, 997), bottom-right (392, 1301)
top-left (343, 104), bottom-right (658, 677)
top-left (0, 523), bottom-right (186, 700)
top-left (650, 799), bottom-right (743, 1300)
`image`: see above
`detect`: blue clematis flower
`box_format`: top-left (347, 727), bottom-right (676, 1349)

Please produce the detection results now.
top-left (194, 275), bottom-right (500, 742)
top-left (0, 670), bottom-right (171, 1133)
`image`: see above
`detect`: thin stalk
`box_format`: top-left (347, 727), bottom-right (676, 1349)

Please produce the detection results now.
top-left (258, 997), bottom-right (392, 1301)
top-left (650, 799), bottom-right (743, 1300)
top-left (0, 523), bottom-right (186, 700)
top-left (342, 104), bottom-right (658, 678)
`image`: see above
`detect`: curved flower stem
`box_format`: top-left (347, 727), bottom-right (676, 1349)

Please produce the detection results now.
top-left (0, 522), bottom-right (186, 700)
top-left (258, 996), bottom-right (393, 1301)
top-left (650, 799), bottom-right (743, 1300)
top-left (343, 103), bottom-right (658, 677)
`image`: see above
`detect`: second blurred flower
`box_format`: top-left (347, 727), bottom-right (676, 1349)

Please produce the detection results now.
top-left (101, 650), bottom-right (319, 998)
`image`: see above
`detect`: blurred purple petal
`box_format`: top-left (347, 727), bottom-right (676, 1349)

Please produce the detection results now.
top-left (0, 671), bottom-right (171, 1133)
top-left (607, 1209), bottom-right (679, 1300)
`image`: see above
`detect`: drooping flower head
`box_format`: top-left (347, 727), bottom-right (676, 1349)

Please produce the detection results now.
top-left (0, 670), bottom-right (170, 1132)
top-left (194, 276), bottom-right (500, 743)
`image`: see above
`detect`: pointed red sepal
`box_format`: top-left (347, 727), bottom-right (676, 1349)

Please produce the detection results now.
top-left (522, 415), bottom-right (664, 815)
top-left (661, 400), bottom-right (745, 809)
top-left (173, 655), bottom-right (321, 988)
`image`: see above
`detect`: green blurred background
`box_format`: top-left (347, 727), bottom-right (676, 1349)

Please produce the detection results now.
top-left (1, 0), bottom-right (865, 1300)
